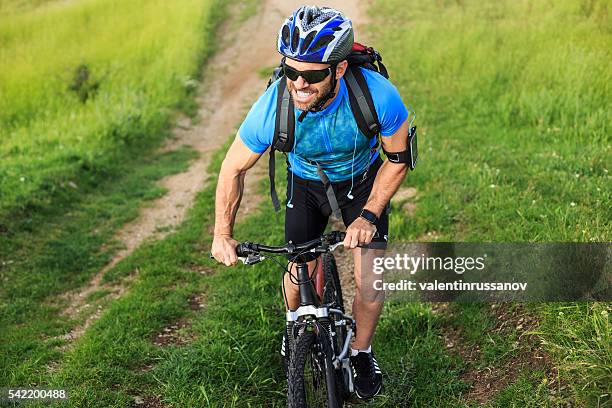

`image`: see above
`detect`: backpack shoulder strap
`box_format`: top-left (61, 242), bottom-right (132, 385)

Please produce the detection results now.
top-left (273, 78), bottom-right (295, 152)
top-left (269, 78), bottom-right (295, 212)
top-left (344, 65), bottom-right (380, 139)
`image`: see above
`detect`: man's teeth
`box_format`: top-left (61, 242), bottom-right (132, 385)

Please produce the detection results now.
top-left (297, 90), bottom-right (312, 98)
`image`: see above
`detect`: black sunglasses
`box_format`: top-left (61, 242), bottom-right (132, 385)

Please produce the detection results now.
top-left (282, 58), bottom-right (334, 84)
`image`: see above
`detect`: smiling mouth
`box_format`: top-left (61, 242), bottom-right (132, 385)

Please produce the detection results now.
top-left (292, 89), bottom-right (316, 103)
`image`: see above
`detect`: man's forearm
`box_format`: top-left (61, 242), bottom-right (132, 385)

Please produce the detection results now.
top-left (213, 163), bottom-right (246, 237)
top-left (363, 161), bottom-right (408, 217)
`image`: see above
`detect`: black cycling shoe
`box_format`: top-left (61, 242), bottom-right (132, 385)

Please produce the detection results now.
top-left (349, 351), bottom-right (383, 399)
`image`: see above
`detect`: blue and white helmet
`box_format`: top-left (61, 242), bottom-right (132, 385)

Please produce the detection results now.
top-left (277, 6), bottom-right (354, 63)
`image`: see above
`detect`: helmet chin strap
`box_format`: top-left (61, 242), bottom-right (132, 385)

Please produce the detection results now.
top-left (297, 65), bottom-right (338, 122)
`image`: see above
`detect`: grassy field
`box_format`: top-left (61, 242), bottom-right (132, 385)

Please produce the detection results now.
top-left (0, 0), bottom-right (224, 394)
top-left (374, 0), bottom-right (611, 404)
top-left (0, 0), bottom-right (220, 221)
top-left (375, 0), bottom-right (611, 242)
top-left (1, 0), bottom-right (610, 407)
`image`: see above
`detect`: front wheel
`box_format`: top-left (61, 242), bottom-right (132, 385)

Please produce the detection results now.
top-left (288, 327), bottom-right (341, 408)
top-left (322, 253), bottom-right (350, 400)
top-left (322, 252), bottom-right (344, 311)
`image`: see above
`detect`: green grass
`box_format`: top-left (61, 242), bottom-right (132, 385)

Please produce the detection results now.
top-left (488, 371), bottom-right (558, 408)
top-left (0, 146), bottom-right (198, 386)
top-left (537, 302), bottom-right (612, 406)
top-left (0, 0), bottom-right (58, 14)
top-left (0, 0), bottom-right (227, 391)
top-left (374, 0), bottom-right (611, 404)
top-left (0, 0), bottom-right (222, 221)
top-left (375, 0), bottom-right (610, 242)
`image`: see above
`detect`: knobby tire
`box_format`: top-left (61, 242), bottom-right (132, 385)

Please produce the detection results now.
top-left (322, 253), bottom-right (350, 402)
top-left (287, 328), bottom-right (340, 408)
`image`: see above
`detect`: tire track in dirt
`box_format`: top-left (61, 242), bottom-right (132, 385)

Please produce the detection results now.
top-left (56, 0), bottom-right (372, 349)
top-left (339, 182), bottom-right (562, 404)
top-left (433, 303), bottom-right (568, 406)
top-left (149, 0), bottom-right (373, 346)
top-left (387, 188), bottom-right (564, 404)
top-left (56, 0), bottom-right (284, 347)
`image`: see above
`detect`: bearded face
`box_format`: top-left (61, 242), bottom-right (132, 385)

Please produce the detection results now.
top-left (287, 74), bottom-right (333, 111)
top-left (284, 59), bottom-right (346, 111)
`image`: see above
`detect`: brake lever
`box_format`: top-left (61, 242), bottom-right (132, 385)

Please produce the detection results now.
top-left (310, 241), bottom-right (344, 254)
top-left (314, 231), bottom-right (379, 252)
top-left (241, 253), bottom-right (264, 265)
top-left (329, 241), bottom-right (344, 251)
top-left (209, 252), bottom-right (264, 265)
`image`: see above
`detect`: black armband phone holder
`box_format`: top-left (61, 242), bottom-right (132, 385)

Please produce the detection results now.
top-left (383, 126), bottom-right (418, 170)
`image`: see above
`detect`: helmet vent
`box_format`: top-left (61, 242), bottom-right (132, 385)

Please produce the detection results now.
top-left (301, 31), bottom-right (316, 54)
top-left (291, 26), bottom-right (300, 52)
top-left (281, 25), bottom-right (290, 46)
top-left (301, 11), bottom-right (337, 31)
top-left (311, 34), bottom-right (334, 52)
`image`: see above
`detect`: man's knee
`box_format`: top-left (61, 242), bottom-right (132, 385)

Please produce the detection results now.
top-left (353, 248), bottom-right (386, 302)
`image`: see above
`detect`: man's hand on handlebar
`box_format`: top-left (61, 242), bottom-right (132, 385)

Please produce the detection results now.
top-left (344, 217), bottom-right (377, 249)
top-left (211, 234), bottom-right (240, 266)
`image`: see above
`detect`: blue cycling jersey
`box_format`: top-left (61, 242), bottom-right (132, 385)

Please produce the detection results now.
top-left (239, 67), bottom-right (409, 182)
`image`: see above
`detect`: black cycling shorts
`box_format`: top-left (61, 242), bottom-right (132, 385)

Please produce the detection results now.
top-left (285, 157), bottom-right (389, 262)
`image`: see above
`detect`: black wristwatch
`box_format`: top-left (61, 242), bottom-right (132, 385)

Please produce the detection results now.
top-left (359, 208), bottom-right (379, 225)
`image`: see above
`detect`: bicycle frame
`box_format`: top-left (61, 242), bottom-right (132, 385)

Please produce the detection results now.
top-left (315, 260), bottom-right (325, 299)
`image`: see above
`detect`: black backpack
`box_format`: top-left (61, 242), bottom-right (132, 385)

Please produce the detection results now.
top-left (267, 42), bottom-right (389, 212)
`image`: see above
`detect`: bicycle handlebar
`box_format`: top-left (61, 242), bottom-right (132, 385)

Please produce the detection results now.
top-left (209, 231), bottom-right (346, 265)
top-left (236, 230), bottom-right (346, 257)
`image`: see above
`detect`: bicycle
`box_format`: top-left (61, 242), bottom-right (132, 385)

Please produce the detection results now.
top-left (231, 231), bottom-right (355, 408)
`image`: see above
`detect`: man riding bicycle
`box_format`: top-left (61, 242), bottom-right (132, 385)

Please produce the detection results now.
top-left (211, 6), bottom-right (412, 400)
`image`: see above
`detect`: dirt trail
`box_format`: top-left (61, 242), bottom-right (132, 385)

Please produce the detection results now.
top-left (58, 0), bottom-right (372, 346)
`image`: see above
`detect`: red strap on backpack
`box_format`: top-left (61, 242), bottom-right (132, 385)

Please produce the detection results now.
top-left (352, 42), bottom-right (367, 52)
